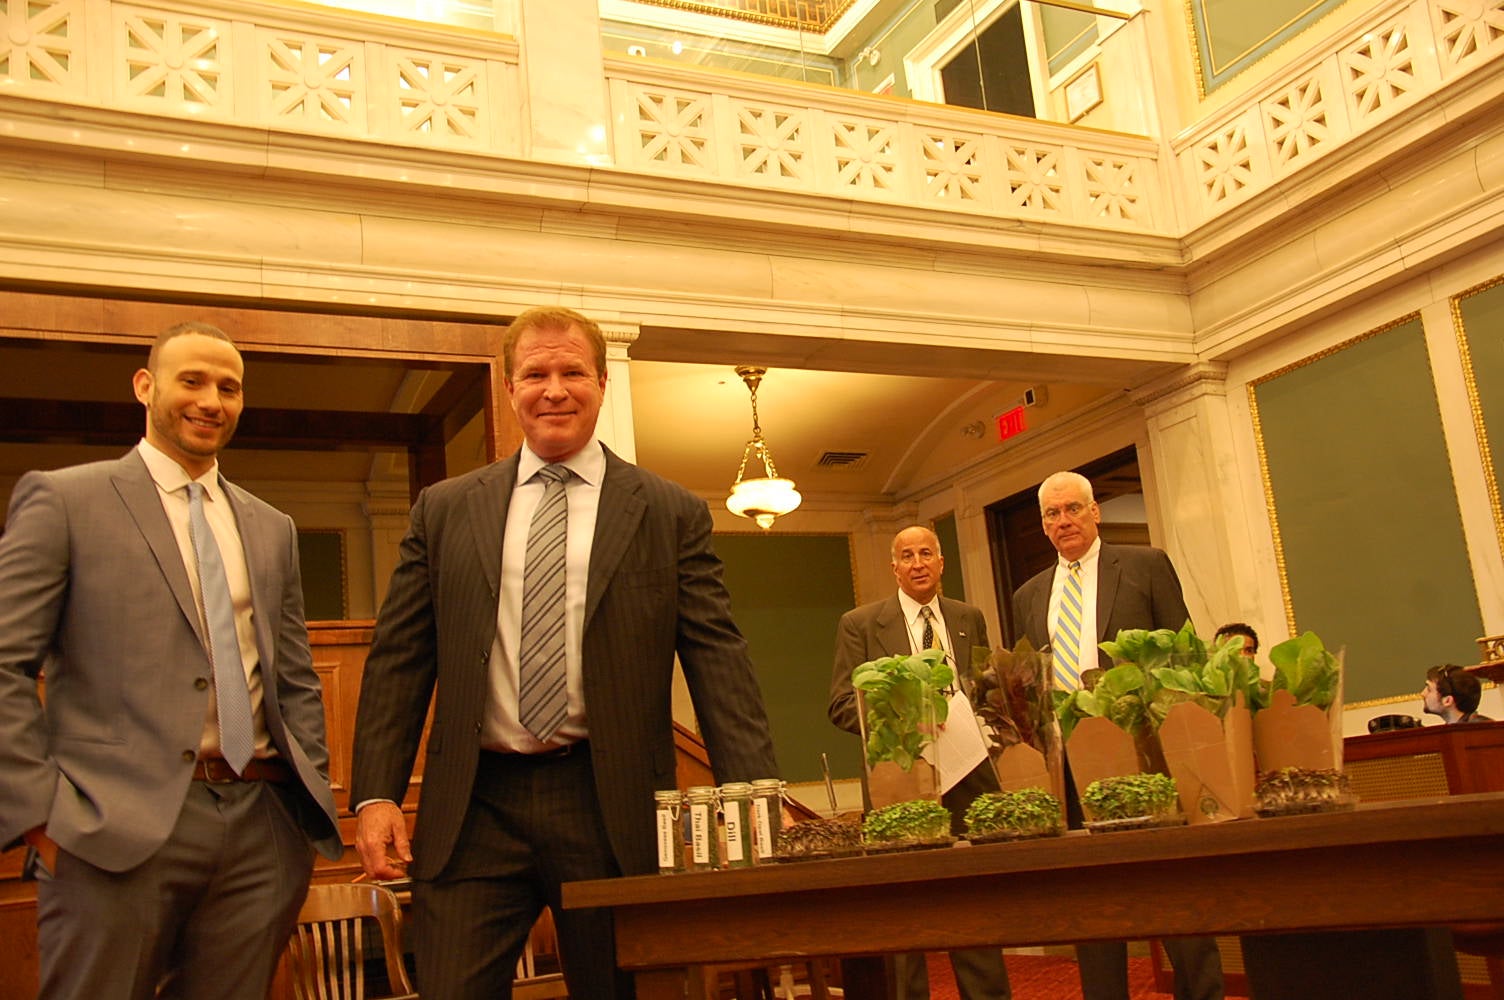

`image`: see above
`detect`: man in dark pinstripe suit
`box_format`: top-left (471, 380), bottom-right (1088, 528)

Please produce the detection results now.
top-left (350, 306), bottom-right (780, 999)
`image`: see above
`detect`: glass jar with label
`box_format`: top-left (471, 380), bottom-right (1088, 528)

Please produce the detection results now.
top-left (653, 789), bottom-right (684, 874)
top-left (684, 785), bottom-right (720, 871)
top-left (750, 778), bottom-right (785, 862)
top-left (719, 782), bottom-right (755, 868)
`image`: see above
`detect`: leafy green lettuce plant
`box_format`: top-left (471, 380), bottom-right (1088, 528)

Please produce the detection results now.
top-left (1054, 622), bottom-right (1200, 741)
top-left (851, 649), bottom-right (953, 770)
top-left (1058, 622), bottom-right (1269, 736)
top-left (1268, 631), bottom-right (1340, 710)
top-left (1100, 623), bottom-right (1199, 675)
top-left (1054, 662), bottom-right (1152, 741)
top-left (1148, 626), bottom-right (1268, 723)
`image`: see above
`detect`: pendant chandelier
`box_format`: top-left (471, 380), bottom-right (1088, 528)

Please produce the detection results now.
top-left (726, 365), bottom-right (801, 530)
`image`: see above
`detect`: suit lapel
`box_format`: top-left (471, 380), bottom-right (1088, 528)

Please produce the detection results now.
top-left (585, 448), bottom-right (646, 629)
top-left (1095, 543), bottom-right (1121, 642)
top-left (1028, 576), bottom-right (1051, 650)
top-left (874, 595), bottom-right (910, 657)
top-left (466, 455), bottom-right (518, 601)
top-left (221, 476), bottom-right (274, 669)
top-left (223, 476), bottom-right (291, 745)
top-left (112, 453), bottom-right (204, 647)
top-left (938, 596), bottom-right (974, 672)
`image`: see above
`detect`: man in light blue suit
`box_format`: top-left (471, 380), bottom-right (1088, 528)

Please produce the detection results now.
top-left (0, 322), bottom-right (341, 1000)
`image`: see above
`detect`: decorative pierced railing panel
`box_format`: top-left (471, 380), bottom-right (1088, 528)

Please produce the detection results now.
top-left (1176, 0), bottom-right (1502, 222)
top-left (0, 0), bottom-right (1498, 236)
top-left (607, 74), bottom-right (1166, 232)
top-left (0, 0), bottom-right (86, 92)
top-left (114, 4), bottom-right (235, 117)
top-left (0, 0), bottom-right (520, 153)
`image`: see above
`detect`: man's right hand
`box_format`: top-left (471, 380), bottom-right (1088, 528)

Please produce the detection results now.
top-left (22, 826), bottom-right (58, 876)
top-left (354, 801), bottom-right (412, 881)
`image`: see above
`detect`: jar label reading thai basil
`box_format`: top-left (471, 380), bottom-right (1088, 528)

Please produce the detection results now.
top-left (690, 803), bottom-right (713, 865)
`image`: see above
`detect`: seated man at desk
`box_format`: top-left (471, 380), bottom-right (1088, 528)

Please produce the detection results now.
top-left (1422, 664), bottom-right (1494, 724)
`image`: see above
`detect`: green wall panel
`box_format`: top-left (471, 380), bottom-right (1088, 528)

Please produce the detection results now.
top-left (297, 530), bottom-right (345, 621)
top-left (1254, 317), bottom-right (1482, 701)
top-left (715, 533), bottom-right (861, 784)
top-left (1458, 281), bottom-right (1504, 524)
top-left (934, 512), bottom-right (967, 603)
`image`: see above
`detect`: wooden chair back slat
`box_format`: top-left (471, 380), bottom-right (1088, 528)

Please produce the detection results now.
top-left (283, 883), bottom-right (417, 1000)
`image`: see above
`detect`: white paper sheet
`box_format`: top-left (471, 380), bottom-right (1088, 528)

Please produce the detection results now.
top-left (926, 689), bottom-right (990, 795)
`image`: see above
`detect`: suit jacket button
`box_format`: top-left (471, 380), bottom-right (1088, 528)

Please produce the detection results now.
top-left (194, 677), bottom-right (209, 690)
top-left (181, 749), bottom-right (196, 763)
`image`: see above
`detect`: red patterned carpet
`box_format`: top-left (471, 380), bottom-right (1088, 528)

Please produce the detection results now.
top-left (925, 952), bottom-right (1165, 1000)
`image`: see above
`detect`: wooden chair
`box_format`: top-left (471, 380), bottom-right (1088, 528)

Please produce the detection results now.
top-left (513, 906), bottom-right (569, 999)
top-left (284, 882), bottom-right (418, 1000)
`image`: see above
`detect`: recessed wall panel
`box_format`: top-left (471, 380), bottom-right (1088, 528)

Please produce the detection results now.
top-left (1252, 317), bottom-right (1483, 700)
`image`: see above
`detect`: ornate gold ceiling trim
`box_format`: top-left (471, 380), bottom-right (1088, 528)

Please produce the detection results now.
top-left (621, 0), bottom-right (855, 33)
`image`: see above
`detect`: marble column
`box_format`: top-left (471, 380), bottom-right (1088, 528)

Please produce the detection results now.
top-left (1135, 362), bottom-right (1264, 645)
top-left (516, 0), bottom-right (612, 165)
top-left (364, 491), bottom-right (415, 610)
top-left (598, 319), bottom-right (640, 462)
top-left (951, 487), bottom-right (1002, 645)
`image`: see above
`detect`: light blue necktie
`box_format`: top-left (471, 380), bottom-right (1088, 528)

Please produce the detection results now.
top-left (1052, 560), bottom-right (1085, 691)
top-left (186, 482), bottom-right (254, 773)
top-left (518, 465), bottom-right (571, 742)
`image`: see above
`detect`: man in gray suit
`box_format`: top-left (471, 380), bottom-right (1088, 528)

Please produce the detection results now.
top-left (829, 525), bottom-right (1012, 1000)
top-left (350, 306), bottom-right (779, 999)
top-left (1012, 470), bottom-right (1222, 1000)
top-left (0, 322), bottom-right (342, 1000)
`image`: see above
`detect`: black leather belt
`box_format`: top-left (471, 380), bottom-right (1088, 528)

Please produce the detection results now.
top-left (482, 741), bottom-right (586, 763)
top-left (193, 756), bottom-right (294, 784)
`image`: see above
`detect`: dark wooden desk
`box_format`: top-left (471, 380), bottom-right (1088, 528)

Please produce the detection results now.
top-left (564, 794), bottom-right (1504, 1000)
top-left (1346, 721), bottom-right (1504, 798)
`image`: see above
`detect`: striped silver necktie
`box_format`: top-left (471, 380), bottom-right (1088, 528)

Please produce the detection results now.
top-left (518, 464), bottom-right (571, 741)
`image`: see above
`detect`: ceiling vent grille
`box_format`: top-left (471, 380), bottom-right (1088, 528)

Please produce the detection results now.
top-left (816, 450), bottom-right (870, 470)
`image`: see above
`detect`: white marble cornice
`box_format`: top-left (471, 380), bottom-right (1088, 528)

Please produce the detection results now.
top-left (600, 321), bottom-right (642, 347)
top-left (1131, 362), bottom-right (1231, 411)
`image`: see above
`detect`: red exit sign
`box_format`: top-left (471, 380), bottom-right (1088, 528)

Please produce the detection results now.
top-left (996, 405), bottom-right (1028, 441)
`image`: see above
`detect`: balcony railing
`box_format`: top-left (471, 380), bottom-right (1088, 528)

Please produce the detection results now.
top-left (1, 0), bottom-right (1499, 236)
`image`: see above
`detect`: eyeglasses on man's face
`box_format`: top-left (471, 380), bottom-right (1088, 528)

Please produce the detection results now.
top-left (1042, 501), bottom-right (1090, 524)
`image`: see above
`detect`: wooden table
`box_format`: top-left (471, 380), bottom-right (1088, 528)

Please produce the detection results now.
top-left (563, 794), bottom-right (1504, 999)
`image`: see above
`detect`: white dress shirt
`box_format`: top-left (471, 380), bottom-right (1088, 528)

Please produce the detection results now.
top-left (137, 439), bottom-right (271, 758)
top-left (482, 440), bottom-right (604, 752)
top-left (897, 590), bottom-right (950, 659)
